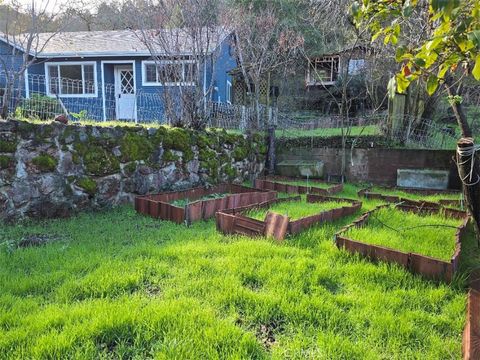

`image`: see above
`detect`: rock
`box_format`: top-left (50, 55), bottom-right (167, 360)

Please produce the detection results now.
top-left (112, 146), bottom-right (122, 157)
top-left (54, 114), bottom-right (68, 124)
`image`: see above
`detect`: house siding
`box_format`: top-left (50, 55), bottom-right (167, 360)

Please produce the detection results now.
top-left (1, 34), bottom-right (237, 122)
top-left (0, 39), bottom-right (27, 95)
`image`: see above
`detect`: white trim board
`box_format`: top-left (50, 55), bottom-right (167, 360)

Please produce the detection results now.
top-left (100, 60), bottom-right (137, 122)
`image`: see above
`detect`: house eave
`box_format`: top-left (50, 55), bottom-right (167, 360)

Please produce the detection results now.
top-left (34, 50), bottom-right (215, 59)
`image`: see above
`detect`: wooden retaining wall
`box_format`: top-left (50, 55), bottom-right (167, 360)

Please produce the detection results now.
top-left (216, 194), bottom-right (362, 241)
top-left (334, 205), bottom-right (469, 283)
top-left (254, 176), bottom-right (343, 195)
top-left (135, 184), bottom-right (277, 224)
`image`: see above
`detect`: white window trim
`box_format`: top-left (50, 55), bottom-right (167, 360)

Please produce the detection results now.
top-left (44, 61), bottom-right (98, 98)
top-left (226, 80), bottom-right (232, 104)
top-left (141, 59), bottom-right (197, 87)
top-left (306, 56), bottom-right (340, 86)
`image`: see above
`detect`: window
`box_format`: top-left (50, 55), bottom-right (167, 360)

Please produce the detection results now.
top-left (306, 56), bottom-right (340, 86)
top-left (46, 62), bottom-right (96, 97)
top-left (348, 59), bottom-right (365, 75)
top-left (226, 80), bottom-right (232, 104)
top-left (142, 60), bottom-right (197, 86)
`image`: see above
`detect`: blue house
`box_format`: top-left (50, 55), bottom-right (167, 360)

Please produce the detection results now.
top-left (0, 28), bottom-right (237, 122)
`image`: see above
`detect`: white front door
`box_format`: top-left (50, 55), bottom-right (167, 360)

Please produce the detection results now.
top-left (114, 65), bottom-right (136, 120)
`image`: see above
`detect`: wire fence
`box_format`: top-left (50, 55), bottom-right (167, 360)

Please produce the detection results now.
top-left (0, 73), bottom-right (461, 150)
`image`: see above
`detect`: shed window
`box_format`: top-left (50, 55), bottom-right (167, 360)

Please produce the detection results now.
top-left (47, 63), bottom-right (96, 96)
top-left (348, 59), bottom-right (365, 75)
top-left (306, 56), bottom-right (339, 85)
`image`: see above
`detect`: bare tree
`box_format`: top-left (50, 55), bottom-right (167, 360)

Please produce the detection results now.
top-left (0, 0), bottom-right (63, 119)
top-left (230, 4), bottom-right (304, 129)
top-left (128, 0), bottom-right (228, 129)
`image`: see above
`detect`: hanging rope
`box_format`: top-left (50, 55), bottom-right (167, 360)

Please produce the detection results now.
top-left (456, 143), bottom-right (480, 186)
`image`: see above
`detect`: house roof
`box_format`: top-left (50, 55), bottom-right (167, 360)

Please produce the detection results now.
top-left (0, 28), bottom-right (230, 58)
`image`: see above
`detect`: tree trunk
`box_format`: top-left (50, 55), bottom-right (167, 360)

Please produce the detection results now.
top-left (448, 82), bottom-right (479, 245)
top-left (457, 138), bottom-right (480, 246)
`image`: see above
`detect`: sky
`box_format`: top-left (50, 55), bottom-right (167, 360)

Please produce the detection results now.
top-left (6, 0), bottom-right (97, 13)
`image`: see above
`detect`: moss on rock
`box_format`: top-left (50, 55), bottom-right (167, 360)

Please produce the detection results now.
top-left (120, 132), bottom-right (154, 162)
top-left (0, 155), bottom-right (13, 169)
top-left (32, 154), bottom-right (57, 172)
top-left (163, 150), bottom-right (179, 162)
top-left (83, 146), bottom-right (120, 176)
top-left (0, 139), bottom-right (17, 153)
top-left (77, 177), bottom-right (97, 196)
top-left (124, 162), bottom-right (137, 174)
top-left (161, 128), bottom-right (194, 162)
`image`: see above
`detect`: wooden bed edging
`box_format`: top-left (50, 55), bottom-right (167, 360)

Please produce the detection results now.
top-left (463, 289), bottom-right (480, 360)
top-left (134, 184), bottom-right (277, 225)
top-left (216, 194), bottom-right (362, 241)
top-left (334, 205), bottom-right (470, 283)
top-left (255, 176), bottom-right (343, 195)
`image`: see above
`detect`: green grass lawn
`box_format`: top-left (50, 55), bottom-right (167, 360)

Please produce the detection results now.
top-left (0, 184), bottom-right (476, 359)
top-left (344, 207), bottom-right (462, 261)
top-left (246, 200), bottom-right (352, 221)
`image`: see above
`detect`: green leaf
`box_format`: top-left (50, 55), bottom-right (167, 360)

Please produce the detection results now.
top-left (426, 75), bottom-right (439, 95)
top-left (468, 30), bottom-right (480, 49)
top-left (437, 64), bottom-right (449, 79)
top-left (473, 55), bottom-right (480, 80)
top-left (413, 58), bottom-right (426, 67)
top-left (395, 73), bottom-right (410, 94)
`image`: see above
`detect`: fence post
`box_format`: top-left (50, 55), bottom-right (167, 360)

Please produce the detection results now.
top-left (240, 105), bottom-right (246, 132)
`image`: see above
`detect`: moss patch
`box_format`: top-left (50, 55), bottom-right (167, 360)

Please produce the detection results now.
top-left (163, 150), bottom-right (179, 162)
top-left (74, 143), bottom-right (120, 176)
top-left (161, 128), bottom-right (194, 162)
top-left (120, 132), bottom-right (154, 162)
top-left (123, 162), bottom-right (137, 174)
top-left (0, 155), bottom-right (13, 169)
top-left (77, 177), bottom-right (97, 196)
top-left (0, 140), bottom-right (17, 153)
top-left (32, 154), bottom-right (57, 172)
top-left (83, 146), bottom-right (120, 176)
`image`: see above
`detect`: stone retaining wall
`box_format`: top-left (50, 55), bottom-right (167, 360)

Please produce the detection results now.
top-left (0, 119), bottom-right (267, 221)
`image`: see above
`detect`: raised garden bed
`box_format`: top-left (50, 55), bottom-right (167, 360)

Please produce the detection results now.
top-left (335, 204), bottom-right (469, 282)
top-left (357, 187), bottom-right (463, 209)
top-left (135, 184), bottom-right (276, 224)
top-left (254, 176), bottom-right (343, 195)
top-left (216, 194), bottom-right (362, 241)
top-left (463, 288), bottom-right (480, 359)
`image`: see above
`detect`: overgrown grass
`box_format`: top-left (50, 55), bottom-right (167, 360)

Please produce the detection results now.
top-left (369, 186), bottom-right (464, 206)
top-left (275, 124), bottom-right (381, 138)
top-left (246, 200), bottom-right (352, 221)
top-left (345, 207), bottom-right (462, 261)
top-left (273, 179), bottom-right (334, 189)
top-left (0, 184), bottom-right (476, 358)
